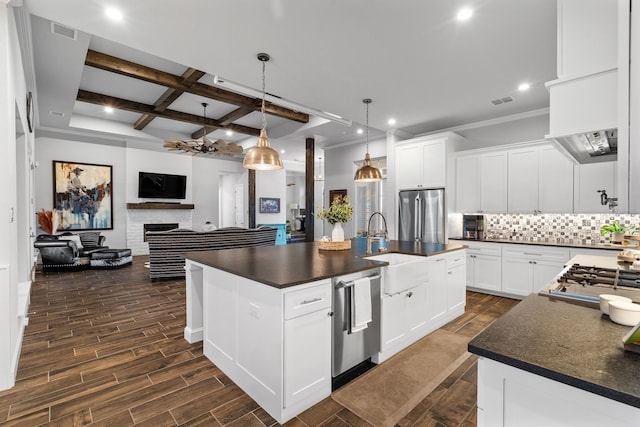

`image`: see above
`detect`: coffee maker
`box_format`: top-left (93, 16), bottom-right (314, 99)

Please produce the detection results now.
top-left (462, 215), bottom-right (484, 240)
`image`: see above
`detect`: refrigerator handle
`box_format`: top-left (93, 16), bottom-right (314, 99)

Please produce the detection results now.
top-left (414, 194), bottom-right (421, 242)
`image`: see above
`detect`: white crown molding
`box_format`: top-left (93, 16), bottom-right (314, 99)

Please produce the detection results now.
top-left (12, 4), bottom-right (37, 120)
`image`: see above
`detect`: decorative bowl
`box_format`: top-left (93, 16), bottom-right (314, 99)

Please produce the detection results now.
top-left (608, 300), bottom-right (640, 326)
top-left (599, 294), bottom-right (632, 315)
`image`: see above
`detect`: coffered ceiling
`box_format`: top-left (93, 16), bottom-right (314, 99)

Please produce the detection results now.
top-left (19, 0), bottom-right (557, 165)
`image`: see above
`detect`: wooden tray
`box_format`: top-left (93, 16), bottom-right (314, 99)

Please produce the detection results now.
top-left (318, 240), bottom-right (351, 251)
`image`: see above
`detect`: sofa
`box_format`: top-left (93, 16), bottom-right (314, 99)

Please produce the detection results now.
top-left (146, 226), bottom-right (278, 280)
top-left (34, 231), bottom-right (108, 271)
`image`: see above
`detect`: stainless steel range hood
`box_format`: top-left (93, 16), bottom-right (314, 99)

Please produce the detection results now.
top-left (550, 129), bottom-right (617, 164)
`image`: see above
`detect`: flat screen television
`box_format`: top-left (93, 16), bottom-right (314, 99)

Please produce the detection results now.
top-left (138, 171), bottom-right (187, 199)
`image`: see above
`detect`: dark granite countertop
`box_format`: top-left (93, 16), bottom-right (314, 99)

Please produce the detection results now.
top-left (468, 294), bottom-right (640, 408)
top-left (452, 237), bottom-right (621, 251)
top-left (185, 239), bottom-right (466, 289)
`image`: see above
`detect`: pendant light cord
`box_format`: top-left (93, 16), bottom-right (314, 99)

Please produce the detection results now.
top-left (366, 100), bottom-right (370, 152)
top-left (261, 60), bottom-right (267, 130)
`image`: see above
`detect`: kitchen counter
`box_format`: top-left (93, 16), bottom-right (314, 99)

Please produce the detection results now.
top-left (185, 239), bottom-right (466, 289)
top-left (469, 293), bottom-right (640, 408)
top-left (452, 236), bottom-right (622, 251)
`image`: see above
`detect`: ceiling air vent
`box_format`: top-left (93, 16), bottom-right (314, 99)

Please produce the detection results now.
top-left (490, 96), bottom-right (514, 106)
top-left (50, 22), bottom-right (77, 40)
top-left (49, 110), bottom-right (65, 118)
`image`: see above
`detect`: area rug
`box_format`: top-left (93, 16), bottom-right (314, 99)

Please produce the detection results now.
top-left (331, 329), bottom-right (471, 427)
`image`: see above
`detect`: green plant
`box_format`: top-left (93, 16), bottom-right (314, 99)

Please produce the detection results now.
top-left (316, 195), bottom-right (353, 224)
top-left (600, 221), bottom-right (636, 236)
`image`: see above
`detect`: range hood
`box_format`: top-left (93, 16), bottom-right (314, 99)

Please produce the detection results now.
top-left (550, 129), bottom-right (617, 164)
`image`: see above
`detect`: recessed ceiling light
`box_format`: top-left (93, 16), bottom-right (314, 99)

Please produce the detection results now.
top-left (226, 130), bottom-right (233, 137)
top-left (457, 8), bottom-right (473, 21)
top-left (357, 128), bottom-right (364, 135)
top-left (105, 7), bottom-right (123, 22)
top-left (518, 82), bottom-right (531, 91)
top-left (104, 106), bottom-right (114, 113)
top-left (388, 118), bottom-right (397, 126)
top-left (280, 149), bottom-right (286, 154)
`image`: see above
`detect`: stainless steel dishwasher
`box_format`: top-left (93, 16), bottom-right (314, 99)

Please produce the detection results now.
top-left (332, 269), bottom-right (381, 381)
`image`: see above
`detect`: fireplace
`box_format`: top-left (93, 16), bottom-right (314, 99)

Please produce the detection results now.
top-left (143, 223), bottom-right (179, 241)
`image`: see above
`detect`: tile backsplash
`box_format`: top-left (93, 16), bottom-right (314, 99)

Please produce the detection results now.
top-left (483, 213), bottom-right (640, 244)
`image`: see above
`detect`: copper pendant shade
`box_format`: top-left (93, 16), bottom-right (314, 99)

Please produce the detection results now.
top-left (243, 53), bottom-right (283, 170)
top-left (354, 98), bottom-right (383, 182)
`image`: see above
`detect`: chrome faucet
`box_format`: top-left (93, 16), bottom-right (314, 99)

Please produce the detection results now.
top-left (367, 211), bottom-right (389, 254)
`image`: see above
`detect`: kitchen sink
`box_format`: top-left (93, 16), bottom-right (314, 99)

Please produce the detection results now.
top-left (366, 253), bottom-right (430, 294)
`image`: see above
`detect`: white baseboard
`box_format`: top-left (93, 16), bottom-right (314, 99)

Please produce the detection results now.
top-left (184, 327), bottom-right (203, 343)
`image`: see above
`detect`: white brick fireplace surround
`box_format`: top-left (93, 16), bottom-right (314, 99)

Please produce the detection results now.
top-left (127, 208), bottom-right (192, 255)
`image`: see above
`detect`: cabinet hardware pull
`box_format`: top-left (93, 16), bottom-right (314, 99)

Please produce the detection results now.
top-left (406, 291), bottom-right (413, 298)
top-left (327, 311), bottom-right (334, 317)
top-left (523, 253), bottom-right (541, 256)
top-left (300, 297), bottom-right (322, 305)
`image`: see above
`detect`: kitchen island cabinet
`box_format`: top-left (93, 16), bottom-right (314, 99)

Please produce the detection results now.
top-left (500, 244), bottom-right (570, 297)
top-left (185, 240), bottom-right (467, 424)
top-left (469, 294), bottom-right (640, 426)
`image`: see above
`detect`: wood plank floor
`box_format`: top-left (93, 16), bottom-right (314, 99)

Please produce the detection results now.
top-left (0, 256), bottom-right (519, 426)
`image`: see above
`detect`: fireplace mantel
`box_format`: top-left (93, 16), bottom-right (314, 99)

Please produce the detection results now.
top-left (127, 202), bottom-right (195, 210)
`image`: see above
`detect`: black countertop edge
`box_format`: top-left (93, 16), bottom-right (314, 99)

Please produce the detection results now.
top-left (451, 237), bottom-right (620, 251)
top-left (468, 345), bottom-right (640, 409)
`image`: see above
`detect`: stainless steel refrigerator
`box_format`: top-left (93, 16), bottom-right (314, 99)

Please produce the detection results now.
top-left (398, 188), bottom-right (445, 243)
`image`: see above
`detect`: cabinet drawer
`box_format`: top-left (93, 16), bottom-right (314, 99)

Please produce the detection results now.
top-left (446, 252), bottom-right (466, 269)
top-left (466, 242), bottom-right (501, 257)
top-left (284, 283), bottom-right (331, 320)
top-left (502, 244), bottom-right (570, 263)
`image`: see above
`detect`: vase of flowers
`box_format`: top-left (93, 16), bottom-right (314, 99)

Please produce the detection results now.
top-left (316, 195), bottom-right (353, 242)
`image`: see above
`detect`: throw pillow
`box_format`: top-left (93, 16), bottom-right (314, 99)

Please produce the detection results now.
top-left (79, 232), bottom-right (100, 248)
top-left (58, 234), bottom-right (83, 250)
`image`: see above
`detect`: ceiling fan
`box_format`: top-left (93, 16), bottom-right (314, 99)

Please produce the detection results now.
top-left (163, 103), bottom-right (243, 156)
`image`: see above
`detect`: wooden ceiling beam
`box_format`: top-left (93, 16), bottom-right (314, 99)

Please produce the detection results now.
top-left (77, 89), bottom-right (261, 137)
top-left (191, 106), bottom-right (254, 139)
top-left (134, 67), bottom-right (206, 130)
top-left (85, 50), bottom-right (309, 123)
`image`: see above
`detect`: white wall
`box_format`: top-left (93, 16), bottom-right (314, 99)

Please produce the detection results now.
top-left (454, 114), bottom-right (550, 151)
top-left (256, 168), bottom-right (286, 225)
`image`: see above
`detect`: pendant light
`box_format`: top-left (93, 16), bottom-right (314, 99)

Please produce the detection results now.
top-left (354, 98), bottom-right (383, 182)
top-left (243, 53), bottom-right (283, 170)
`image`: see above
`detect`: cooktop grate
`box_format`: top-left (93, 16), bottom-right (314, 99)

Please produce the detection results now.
top-left (557, 264), bottom-right (640, 289)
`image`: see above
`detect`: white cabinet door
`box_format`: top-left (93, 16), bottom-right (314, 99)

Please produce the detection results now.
top-left (381, 293), bottom-right (408, 351)
top-left (473, 254), bottom-right (502, 292)
top-left (539, 146), bottom-right (574, 213)
top-left (426, 258), bottom-right (447, 325)
top-left (502, 257), bottom-right (533, 297)
top-left (532, 260), bottom-right (566, 293)
top-left (405, 284), bottom-right (428, 335)
top-left (447, 263), bottom-right (466, 313)
top-left (422, 139), bottom-right (446, 188)
top-left (480, 152), bottom-right (508, 213)
top-left (508, 148), bottom-right (539, 213)
top-left (283, 308), bottom-right (331, 408)
top-left (396, 143), bottom-right (423, 190)
top-left (456, 155), bottom-right (480, 213)
top-left (575, 162), bottom-right (616, 213)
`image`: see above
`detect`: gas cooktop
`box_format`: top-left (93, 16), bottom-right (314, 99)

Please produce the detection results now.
top-left (541, 263), bottom-right (640, 306)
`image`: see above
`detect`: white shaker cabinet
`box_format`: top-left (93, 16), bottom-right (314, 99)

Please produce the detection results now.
top-left (501, 245), bottom-right (570, 297)
top-left (455, 155), bottom-right (480, 213)
top-left (574, 161), bottom-right (616, 213)
top-left (396, 132), bottom-right (463, 190)
top-left (479, 152), bottom-right (508, 213)
top-left (508, 144), bottom-right (574, 213)
top-left (427, 252), bottom-right (467, 332)
top-left (446, 252), bottom-right (466, 314)
top-left (466, 242), bottom-right (502, 293)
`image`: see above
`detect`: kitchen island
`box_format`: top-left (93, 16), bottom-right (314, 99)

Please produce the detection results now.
top-left (469, 293), bottom-right (640, 426)
top-left (184, 239), bottom-right (466, 424)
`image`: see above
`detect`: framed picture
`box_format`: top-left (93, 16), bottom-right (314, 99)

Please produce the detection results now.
top-left (259, 197), bottom-right (280, 213)
top-left (329, 189), bottom-right (347, 203)
top-left (53, 160), bottom-right (113, 230)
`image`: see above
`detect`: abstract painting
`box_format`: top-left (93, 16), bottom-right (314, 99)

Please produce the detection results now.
top-left (53, 161), bottom-right (113, 230)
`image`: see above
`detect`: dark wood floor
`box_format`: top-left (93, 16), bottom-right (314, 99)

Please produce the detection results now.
top-left (0, 257), bottom-right (519, 426)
